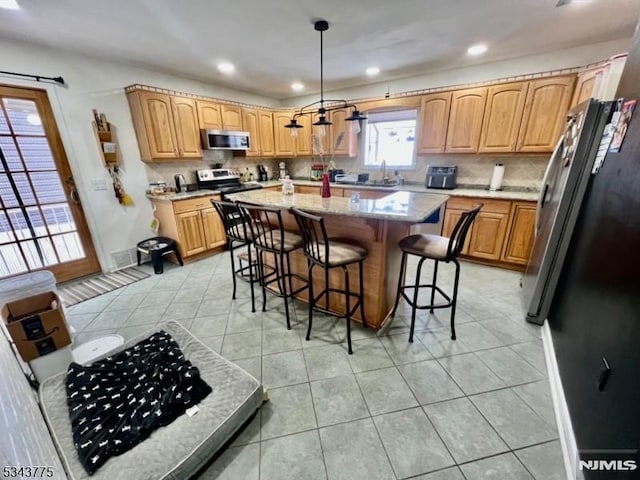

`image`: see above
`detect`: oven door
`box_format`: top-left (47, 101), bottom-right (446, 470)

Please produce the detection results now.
top-left (201, 130), bottom-right (250, 150)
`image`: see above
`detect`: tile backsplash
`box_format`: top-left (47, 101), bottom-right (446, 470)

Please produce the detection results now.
top-left (285, 153), bottom-right (548, 190)
top-left (144, 150), bottom-right (280, 188)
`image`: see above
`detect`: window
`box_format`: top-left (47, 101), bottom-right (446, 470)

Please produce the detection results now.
top-left (363, 109), bottom-right (417, 169)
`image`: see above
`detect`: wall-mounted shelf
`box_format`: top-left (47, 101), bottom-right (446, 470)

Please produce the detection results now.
top-left (92, 121), bottom-right (120, 166)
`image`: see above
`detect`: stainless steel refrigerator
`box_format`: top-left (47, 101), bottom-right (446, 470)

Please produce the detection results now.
top-left (522, 99), bottom-right (613, 325)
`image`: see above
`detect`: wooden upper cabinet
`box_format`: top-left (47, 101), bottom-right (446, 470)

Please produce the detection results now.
top-left (171, 97), bottom-right (202, 158)
top-left (417, 92), bottom-right (451, 154)
top-left (329, 108), bottom-right (357, 157)
top-left (445, 88), bottom-right (487, 153)
top-left (258, 111), bottom-right (275, 156)
top-left (294, 114), bottom-right (313, 156)
top-left (517, 75), bottom-right (575, 152)
top-left (221, 105), bottom-right (243, 131)
top-left (241, 108), bottom-right (261, 157)
top-left (196, 100), bottom-right (223, 130)
top-left (478, 82), bottom-right (528, 153)
top-left (273, 111), bottom-right (296, 157)
top-left (128, 91), bottom-right (179, 160)
top-left (502, 201), bottom-right (536, 265)
top-left (570, 69), bottom-right (599, 108)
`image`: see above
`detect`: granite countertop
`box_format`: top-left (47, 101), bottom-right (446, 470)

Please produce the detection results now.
top-left (226, 190), bottom-right (449, 223)
top-left (146, 180), bottom-right (539, 203)
top-left (286, 179), bottom-right (539, 202)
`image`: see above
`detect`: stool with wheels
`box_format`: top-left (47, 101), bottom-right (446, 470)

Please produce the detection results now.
top-left (291, 207), bottom-right (368, 354)
top-left (136, 236), bottom-right (183, 274)
top-left (390, 204), bottom-right (482, 342)
top-left (236, 202), bottom-right (307, 329)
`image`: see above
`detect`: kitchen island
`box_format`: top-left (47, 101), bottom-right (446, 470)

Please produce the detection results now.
top-left (227, 190), bottom-right (448, 330)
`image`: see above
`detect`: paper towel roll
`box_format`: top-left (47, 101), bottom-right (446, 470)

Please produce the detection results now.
top-left (489, 163), bottom-right (505, 191)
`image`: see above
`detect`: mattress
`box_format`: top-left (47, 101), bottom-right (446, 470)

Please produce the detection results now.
top-left (39, 320), bottom-right (263, 480)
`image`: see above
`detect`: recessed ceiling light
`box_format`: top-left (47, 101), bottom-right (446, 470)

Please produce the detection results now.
top-left (0, 0), bottom-right (20, 9)
top-left (291, 82), bottom-right (304, 91)
top-left (217, 62), bottom-right (235, 74)
top-left (366, 66), bottom-right (380, 76)
top-left (467, 44), bottom-right (488, 56)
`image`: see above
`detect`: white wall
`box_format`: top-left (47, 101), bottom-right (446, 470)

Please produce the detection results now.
top-left (0, 38), bottom-right (278, 272)
top-left (282, 38), bottom-right (632, 106)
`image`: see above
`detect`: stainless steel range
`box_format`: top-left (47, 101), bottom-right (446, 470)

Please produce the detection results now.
top-left (196, 168), bottom-right (263, 197)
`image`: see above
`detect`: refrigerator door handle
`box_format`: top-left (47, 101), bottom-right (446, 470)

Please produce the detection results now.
top-left (535, 138), bottom-right (563, 236)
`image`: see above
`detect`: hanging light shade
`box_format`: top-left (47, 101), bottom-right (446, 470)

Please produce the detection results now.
top-left (345, 109), bottom-right (367, 122)
top-left (285, 19), bottom-right (366, 136)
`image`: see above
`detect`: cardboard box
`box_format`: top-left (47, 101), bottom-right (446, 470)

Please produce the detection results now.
top-left (1, 291), bottom-right (71, 362)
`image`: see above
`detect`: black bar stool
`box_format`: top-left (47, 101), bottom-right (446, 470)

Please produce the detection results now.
top-left (291, 207), bottom-right (368, 354)
top-left (211, 199), bottom-right (260, 312)
top-left (236, 202), bottom-right (307, 330)
top-left (391, 204), bottom-right (482, 343)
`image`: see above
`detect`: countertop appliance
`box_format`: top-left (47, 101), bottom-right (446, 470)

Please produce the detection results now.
top-left (329, 169), bottom-right (344, 182)
top-left (201, 130), bottom-right (250, 150)
top-left (425, 165), bottom-right (457, 189)
top-left (257, 165), bottom-right (268, 182)
top-left (196, 168), bottom-right (263, 196)
top-left (522, 99), bottom-right (613, 325)
top-left (174, 174), bottom-right (187, 193)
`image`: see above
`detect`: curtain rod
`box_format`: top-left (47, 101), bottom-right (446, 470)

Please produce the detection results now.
top-left (0, 70), bottom-right (65, 85)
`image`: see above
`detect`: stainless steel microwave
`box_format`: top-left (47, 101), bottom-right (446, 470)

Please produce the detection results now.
top-left (201, 130), bottom-right (250, 150)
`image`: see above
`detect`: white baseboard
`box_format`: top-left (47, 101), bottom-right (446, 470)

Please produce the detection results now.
top-left (542, 320), bottom-right (583, 480)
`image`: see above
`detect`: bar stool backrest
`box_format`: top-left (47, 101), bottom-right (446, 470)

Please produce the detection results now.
top-left (236, 202), bottom-right (285, 253)
top-left (211, 199), bottom-right (250, 242)
top-left (447, 204), bottom-right (483, 260)
top-left (291, 207), bottom-right (329, 266)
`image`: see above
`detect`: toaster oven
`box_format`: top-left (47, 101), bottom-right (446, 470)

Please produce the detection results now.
top-left (425, 165), bottom-right (457, 190)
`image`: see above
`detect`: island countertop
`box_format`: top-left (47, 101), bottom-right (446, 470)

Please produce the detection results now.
top-left (226, 190), bottom-right (449, 223)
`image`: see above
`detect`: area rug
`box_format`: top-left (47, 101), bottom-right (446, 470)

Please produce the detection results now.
top-left (58, 267), bottom-right (150, 307)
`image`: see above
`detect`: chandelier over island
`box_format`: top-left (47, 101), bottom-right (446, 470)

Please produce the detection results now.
top-left (284, 20), bottom-right (367, 138)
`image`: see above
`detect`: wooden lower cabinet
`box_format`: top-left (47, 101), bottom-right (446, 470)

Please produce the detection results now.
top-left (443, 196), bottom-right (534, 269)
top-left (468, 211), bottom-right (509, 260)
top-left (176, 210), bottom-right (207, 256)
top-left (202, 207), bottom-right (227, 250)
top-left (501, 201), bottom-right (536, 265)
top-left (150, 195), bottom-right (226, 260)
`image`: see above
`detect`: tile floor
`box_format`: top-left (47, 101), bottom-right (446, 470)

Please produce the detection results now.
top-left (65, 252), bottom-right (566, 480)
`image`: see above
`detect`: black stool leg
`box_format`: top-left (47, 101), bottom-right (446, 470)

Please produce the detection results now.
top-left (450, 259), bottom-right (461, 341)
top-left (278, 251), bottom-right (291, 330)
top-left (151, 251), bottom-right (163, 274)
top-left (306, 262), bottom-right (315, 341)
top-left (136, 249), bottom-right (142, 267)
top-left (324, 267), bottom-right (330, 311)
top-left (228, 241), bottom-right (238, 299)
top-left (430, 260), bottom-right (439, 314)
top-left (409, 257), bottom-right (426, 343)
top-left (248, 245), bottom-right (256, 313)
top-left (358, 260), bottom-right (367, 328)
top-left (344, 266), bottom-right (352, 355)
top-left (391, 252), bottom-right (408, 317)
top-left (174, 246), bottom-right (184, 266)
top-left (260, 251), bottom-right (268, 312)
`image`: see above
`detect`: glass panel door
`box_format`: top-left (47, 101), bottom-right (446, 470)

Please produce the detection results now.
top-left (0, 85), bottom-right (100, 282)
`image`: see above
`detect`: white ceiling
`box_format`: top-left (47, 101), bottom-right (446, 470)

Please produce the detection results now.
top-left (0, 0), bottom-right (638, 100)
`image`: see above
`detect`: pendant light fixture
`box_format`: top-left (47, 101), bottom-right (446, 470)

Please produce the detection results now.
top-left (285, 20), bottom-right (367, 138)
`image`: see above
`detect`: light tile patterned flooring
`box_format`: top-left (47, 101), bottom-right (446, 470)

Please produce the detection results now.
top-left (65, 252), bottom-right (565, 480)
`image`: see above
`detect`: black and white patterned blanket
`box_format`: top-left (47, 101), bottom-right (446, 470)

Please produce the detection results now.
top-left (65, 330), bottom-right (212, 475)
